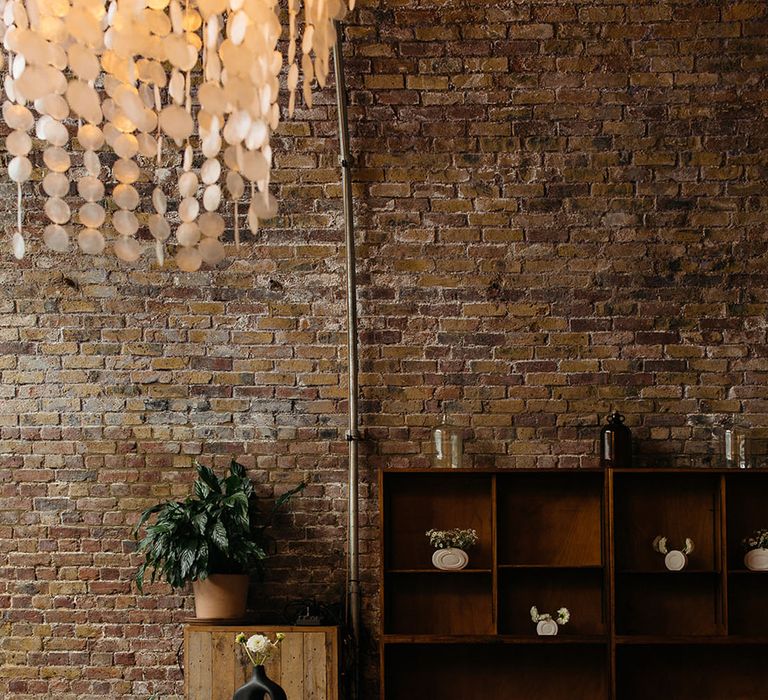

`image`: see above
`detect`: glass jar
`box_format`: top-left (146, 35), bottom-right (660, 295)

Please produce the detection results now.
top-left (722, 424), bottom-right (749, 468)
top-left (433, 414), bottom-right (463, 469)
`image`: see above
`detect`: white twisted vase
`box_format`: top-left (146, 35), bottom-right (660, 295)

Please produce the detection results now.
top-left (536, 620), bottom-right (559, 636)
top-left (664, 550), bottom-right (688, 571)
top-left (432, 547), bottom-right (469, 571)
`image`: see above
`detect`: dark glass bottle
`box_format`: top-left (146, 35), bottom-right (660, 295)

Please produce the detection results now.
top-left (233, 665), bottom-right (287, 700)
top-left (600, 412), bottom-right (632, 468)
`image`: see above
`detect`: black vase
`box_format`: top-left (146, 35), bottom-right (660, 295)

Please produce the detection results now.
top-left (233, 666), bottom-right (287, 700)
top-left (600, 411), bottom-right (632, 468)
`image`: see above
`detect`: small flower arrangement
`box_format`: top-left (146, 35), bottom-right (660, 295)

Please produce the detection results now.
top-left (426, 528), bottom-right (479, 550)
top-left (530, 606), bottom-right (570, 626)
top-left (742, 529), bottom-right (768, 551)
top-left (236, 632), bottom-right (286, 667)
top-left (653, 536), bottom-right (694, 556)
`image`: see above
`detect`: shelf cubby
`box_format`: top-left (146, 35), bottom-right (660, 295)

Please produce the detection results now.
top-left (497, 473), bottom-right (603, 567)
top-left (384, 571), bottom-right (493, 636)
top-left (725, 472), bottom-right (768, 571)
top-left (613, 473), bottom-right (720, 573)
top-left (385, 644), bottom-right (608, 700)
top-left (499, 568), bottom-right (605, 637)
top-left (382, 472), bottom-right (492, 571)
top-left (616, 646), bottom-right (767, 700)
top-left (727, 573), bottom-right (768, 636)
top-left (615, 572), bottom-right (722, 636)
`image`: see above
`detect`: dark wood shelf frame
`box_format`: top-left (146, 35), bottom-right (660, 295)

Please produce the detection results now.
top-left (380, 468), bottom-right (768, 700)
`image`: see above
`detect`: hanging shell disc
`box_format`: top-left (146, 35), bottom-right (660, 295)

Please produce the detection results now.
top-left (114, 236), bottom-right (142, 262)
top-left (8, 155), bottom-right (33, 182)
top-left (199, 237), bottom-right (226, 265)
top-left (41, 119), bottom-right (68, 147)
top-left (78, 227), bottom-right (106, 254)
top-left (179, 197), bottom-right (200, 222)
top-left (149, 213), bottom-right (171, 241)
top-left (84, 150), bottom-right (101, 177)
top-left (78, 202), bottom-right (106, 228)
top-left (11, 232), bottom-right (26, 260)
top-left (65, 79), bottom-right (102, 124)
top-left (113, 209), bottom-right (139, 236)
top-left (176, 221), bottom-right (201, 246)
top-left (77, 176), bottom-right (105, 202)
top-left (6, 130), bottom-right (32, 156)
top-left (3, 102), bottom-right (34, 131)
top-left (43, 223), bottom-right (70, 252)
top-left (43, 147), bottom-right (71, 172)
top-left (152, 187), bottom-right (167, 214)
top-left (113, 184), bottom-right (140, 210)
top-left (201, 158), bottom-right (221, 184)
top-left (113, 133), bottom-right (139, 159)
top-left (77, 124), bottom-right (104, 150)
top-left (113, 158), bottom-right (140, 184)
top-left (158, 103), bottom-right (193, 144)
top-left (199, 212), bottom-right (225, 238)
top-left (137, 132), bottom-right (157, 158)
top-left (44, 197), bottom-right (71, 224)
top-left (178, 171), bottom-right (198, 198)
top-left (176, 246), bottom-right (202, 272)
top-left (36, 93), bottom-right (69, 120)
top-left (203, 184), bottom-right (221, 212)
top-left (43, 171), bottom-right (69, 197)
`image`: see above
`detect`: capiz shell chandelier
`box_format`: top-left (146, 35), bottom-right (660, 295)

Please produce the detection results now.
top-left (1, 0), bottom-right (352, 270)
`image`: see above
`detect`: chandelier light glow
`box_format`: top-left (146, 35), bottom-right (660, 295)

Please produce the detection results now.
top-left (1, 0), bottom-right (352, 269)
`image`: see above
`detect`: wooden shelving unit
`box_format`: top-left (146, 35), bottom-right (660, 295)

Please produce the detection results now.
top-left (379, 468), bottom-right (768, 700)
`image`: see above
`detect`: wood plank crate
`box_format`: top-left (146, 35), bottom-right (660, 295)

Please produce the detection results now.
top-left (184, 624), bottom-right (339, 700)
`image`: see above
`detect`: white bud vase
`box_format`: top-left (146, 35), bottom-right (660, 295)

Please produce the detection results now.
top-left (745, 548), bottom-right (768, 571)
top-left (432, 547), bottom-right (469, 571)
top-left (664, 550), bottom-right (687, 571)
top-left (536, 620), bottom-right (559, 636)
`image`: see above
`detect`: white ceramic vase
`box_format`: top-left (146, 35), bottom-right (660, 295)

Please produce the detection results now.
top-left (536, 620), bottom-right (559, 636)
top-left (664, 550), bottom-right (688, 571)
top-left (432, 547), bottom-right (469, 571)
top-left (745, 548), bottom-right (768, 571)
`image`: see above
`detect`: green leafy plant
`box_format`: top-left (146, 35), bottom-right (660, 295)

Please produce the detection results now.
top-left (133, 461), bottom-right (305, 592)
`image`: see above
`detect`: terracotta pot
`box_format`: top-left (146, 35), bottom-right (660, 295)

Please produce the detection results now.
top-left (192, 574), bottom-right (249, 619)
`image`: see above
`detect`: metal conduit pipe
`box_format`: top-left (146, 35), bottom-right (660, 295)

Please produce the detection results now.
top-left (332, 20), bottom-right (361, 700)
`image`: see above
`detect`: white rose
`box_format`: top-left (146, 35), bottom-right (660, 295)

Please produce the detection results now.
top-left (246, 635), bottom-right (272, 655)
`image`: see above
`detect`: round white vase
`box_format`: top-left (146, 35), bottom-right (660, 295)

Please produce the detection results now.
top-left (536, 620), bottom-right (559, 636)
top-left (745, 548), bottom-right (768, 571)
top-left (664, 550), bottom-right (688, 571)
top-left (432, 547), bottom-right (469, 571)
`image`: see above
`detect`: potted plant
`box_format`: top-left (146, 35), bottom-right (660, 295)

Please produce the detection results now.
top-left (133, 460), bottom-right (304, 619)
top-left (234, 632), bottom-right (287, 700)
top-left (530, 606), bottom-right (570, 636)
top-left (743, 529), bottom-right (768, 571)
top-left (426, 528), bottom-right (478, 570)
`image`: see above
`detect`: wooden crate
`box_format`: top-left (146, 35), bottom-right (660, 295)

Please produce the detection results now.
top-left (184, 624), bottom-right (339, 700)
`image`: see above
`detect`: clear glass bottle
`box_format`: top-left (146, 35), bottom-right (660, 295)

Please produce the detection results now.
top-left (723, 423), bottom-right (749, 468)
top-left (715, 415), bottom-right (751, 468)
top-left (433, 414), bottom-right (463, 469)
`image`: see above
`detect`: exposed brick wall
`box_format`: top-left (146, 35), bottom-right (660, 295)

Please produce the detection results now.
top-left (2, 0), bottom-right (768, 697)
